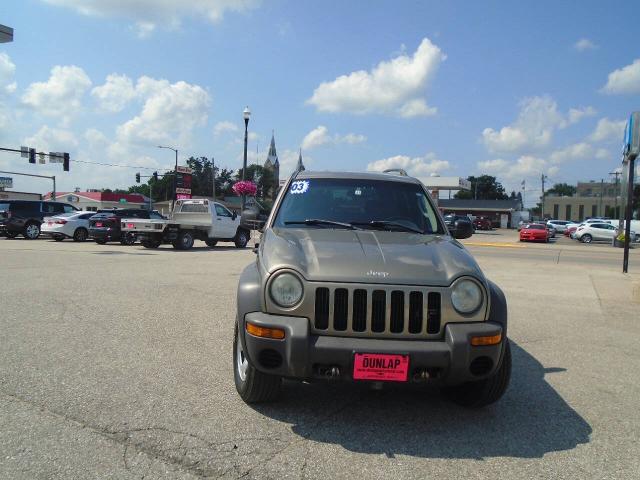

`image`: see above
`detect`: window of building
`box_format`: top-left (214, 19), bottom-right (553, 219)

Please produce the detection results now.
top-left (591, 205), bottom-right (598, 217)
top-left (579, 205), bottom-right (584, 221)
top-left (565, 205), bottom-right (572, 221)
top-left (553, 204), bottom-right (559, 218)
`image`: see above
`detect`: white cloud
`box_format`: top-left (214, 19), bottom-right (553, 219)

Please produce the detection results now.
top-left (23, 125), bottom-right (78, 152)
top-left (213, 120), bottom-right (239, 136)
top-left (84, 128), bottom-right (109, 148)
top-left (91, 74), bottom-right (136, 112)
top-left (21, 65), bottom-right (92, 121)
top-left (116, 76), bottom-right (210, 147)
top-left (301, 125), bottom-right (366, 150)
top-left (574, 38), bottom-right (597, 51)
top-left (566, 106), bottom-right (596, 125)
top-left (549, 142), bottom-right (592, 164)
top-left (367, 152), bottom-right (449, 180)
top-left (595, 148), bottom-right (611, 160)
top-left (478, 155), bottom-right (548, 180)
top-left (42, 0), bottom-right (261, 37)
top-left (602, 59), bottom-right (640, 94)
top-left (0, 53), bottom-right (17, 95)
top-left (481, 96), bottom-right (594, 154)
top-left (307, 38), bottom-right (445, 117)
top-left (589, 117), bottom-right (626, 142)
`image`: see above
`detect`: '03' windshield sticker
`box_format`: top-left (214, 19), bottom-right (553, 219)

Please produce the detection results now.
top-left (290, 180), bottom-right (310, 194)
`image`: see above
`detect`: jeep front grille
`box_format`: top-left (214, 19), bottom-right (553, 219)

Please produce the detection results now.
top-left (313, 287), bottom-right (441, 337)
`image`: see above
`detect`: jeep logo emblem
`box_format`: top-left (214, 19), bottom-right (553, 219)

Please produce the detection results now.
top-left (366, 270), bottom-right (389, 278)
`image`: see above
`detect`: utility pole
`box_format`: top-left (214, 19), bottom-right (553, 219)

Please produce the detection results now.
top-left (474, 178), bottom-right (478, 200)
top-left (541, 173), bottom-right (547, 220)
top-left (599, 178), bottom-right (604, 217)
top-left (211, 157), bottom-right (216, 201)
top-left (609, 171), bottom-right (622, 219)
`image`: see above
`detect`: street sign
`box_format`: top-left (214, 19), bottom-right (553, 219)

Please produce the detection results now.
top-left (0, 176), bottom-right (13, 188)
top-left (176, 166), bottom-right (193, 174)
top-left (48, 152), bottom-right (63, 163)
top-left (176, 193), bottom-right (192, 200)
top-left (176, 188), bottom-right (191, 194)
top-left (119, 198), bottom-right (127, 204)
top-left (20, 146), bottom-right (29, 158)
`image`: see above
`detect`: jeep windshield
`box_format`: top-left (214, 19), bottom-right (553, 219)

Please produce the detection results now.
top-left (273, 177), bottom-right (445, 235)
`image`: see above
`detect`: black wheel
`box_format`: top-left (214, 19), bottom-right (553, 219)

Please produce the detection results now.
top-left (73, 228), bottom-right (88, 242)
top-left (176, 231), bottom-right (194, 250)
top-left (443, 339), bottom-right (512, 408)
top-left (5, 231), bottom-right (19, 238)
top-left (581, 234), bottom-right (592, 244)
top-left (53, 235), bottom-right (64, 242)
top-left (205, 239), bottom-right (218, 248)
top-left (23, 222), bottom-right (40, 239)
top-left (141, 238), bottom-right (161, 249)
top-left (120, 232), bottom-right (136, 246)
top-left (95, 238), bottom-right (107, 245)
top-left (234, 229), bottom-right (249, 248)
top-left (233, 321), bottom-right (281, 403)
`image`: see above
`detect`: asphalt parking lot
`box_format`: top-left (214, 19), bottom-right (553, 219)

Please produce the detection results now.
top-left (1, 234), bottom-right (639, 479)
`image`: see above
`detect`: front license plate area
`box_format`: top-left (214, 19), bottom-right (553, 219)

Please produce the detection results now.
top-left (353, 353), bottom-right (409, 382)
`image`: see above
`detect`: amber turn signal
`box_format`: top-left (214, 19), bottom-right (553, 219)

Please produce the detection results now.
top-left (245, 322), bottom-right (285, 340)
top-left (470, 333), bottom-right (502, 346)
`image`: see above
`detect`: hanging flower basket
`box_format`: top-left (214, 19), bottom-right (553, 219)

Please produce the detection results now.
top-left (232, 180), bottom-right (257, 197)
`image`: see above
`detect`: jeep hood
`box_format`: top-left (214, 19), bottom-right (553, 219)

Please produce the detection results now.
top-left (260, 227), bottom-right (484, 286)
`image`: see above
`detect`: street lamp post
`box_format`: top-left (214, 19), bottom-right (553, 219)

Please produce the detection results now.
top-left (158, 145), bottom-right (178, 212)
top-left (242, 106), bottom-right (251, 211)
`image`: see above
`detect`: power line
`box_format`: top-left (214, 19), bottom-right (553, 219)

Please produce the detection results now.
top-left (70, 159), bottom-right (164, 171)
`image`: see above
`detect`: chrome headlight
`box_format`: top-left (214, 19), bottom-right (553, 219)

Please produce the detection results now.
top-left (269, 272), bottom-right (303, 308)
top-left (451, 279), bottom-right (483, 314)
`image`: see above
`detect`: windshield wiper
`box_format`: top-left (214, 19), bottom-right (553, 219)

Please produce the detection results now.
top-left (351, 220), bottom-right (424, 234)
top-left (284, 219), bottom-right (361, 230)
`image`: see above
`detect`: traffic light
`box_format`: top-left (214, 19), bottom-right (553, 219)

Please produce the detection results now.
top-left (63, 153), bottom-right (70, 172)
top-left (135, 172), bottom-right (140, 183)
top-left (28, 148), bottom-right (36, 164)
top-left (153, 171), bottom-right (158, 182)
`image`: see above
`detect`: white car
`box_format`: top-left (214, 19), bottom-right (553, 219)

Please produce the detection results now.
top-left (41, 211), bottom-right (95, 242)
top-left (574, 222), bottom-right (635, 243)
top-left (546, 220), bottom-right (573, 233)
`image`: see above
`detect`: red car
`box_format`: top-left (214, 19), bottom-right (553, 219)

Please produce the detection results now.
top-left (473, 217), bottom-right (493, 230)
top-left (564, 225), bottom-right (578, 237)
top-left (519, 223), bottom-right (549, 242)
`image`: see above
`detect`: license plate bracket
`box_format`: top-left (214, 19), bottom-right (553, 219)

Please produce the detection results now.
top-left (353, 353), bottom-right (409, 382)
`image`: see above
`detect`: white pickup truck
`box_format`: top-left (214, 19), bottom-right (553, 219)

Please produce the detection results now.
top-left (121, 199), bottom-right (250, 250)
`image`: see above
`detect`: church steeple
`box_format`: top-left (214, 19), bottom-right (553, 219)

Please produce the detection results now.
top-left (296, 149), bottom-right (305, 172)
top-left (263, 131), bottom-right (280, 201)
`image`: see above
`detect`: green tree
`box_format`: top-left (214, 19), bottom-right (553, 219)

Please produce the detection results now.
top-left (454, 175), bottom-right (508, 200)
top-left (546, 183), bottom-right (576, 197)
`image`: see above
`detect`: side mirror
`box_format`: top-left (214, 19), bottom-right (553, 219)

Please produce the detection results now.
top-left (252, 242), bottom-right (260, 254)
top-left (452, 220), bottom-right (473, 239)
top-left (232, 212), bottom-right (238, 220)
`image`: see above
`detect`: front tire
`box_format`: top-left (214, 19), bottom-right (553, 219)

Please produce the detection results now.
top-left (23, 222), bottom-right (40, 239)
top-left (443, 339), bottom-right (512, 408)
top-left (234, 229), bottom-right (249, 248)
top-left (581, 234), bottom-right (592, 244)
top-left (233, 322), bottom-right (281, 403)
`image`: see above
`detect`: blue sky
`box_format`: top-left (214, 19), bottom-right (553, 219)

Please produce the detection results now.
top-left (1, 0), bottom-right (639, 205)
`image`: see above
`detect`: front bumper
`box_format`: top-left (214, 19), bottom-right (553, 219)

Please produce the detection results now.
top-left (240, 312), bottom-right (505, 386)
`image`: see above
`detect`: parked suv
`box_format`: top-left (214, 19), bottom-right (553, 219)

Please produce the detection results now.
top-left (0, 200), bottom-right (79, 239)
top-left (89, 208), bottom-right (163, 245)
top-left (234, 171), bottom-right (510, 408)
top-left (443, 214), bottom-right (474, 233)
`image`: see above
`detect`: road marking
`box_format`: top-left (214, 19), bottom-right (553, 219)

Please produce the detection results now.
top-left (464, 242), bottom-right (526, 248)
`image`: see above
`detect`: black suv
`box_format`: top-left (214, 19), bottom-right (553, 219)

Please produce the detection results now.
top-left (443, 214), bottom-right (474, 235)
top-left (0, 200), bottom-right (79, 239)
top-left (89, 208), bottom-right (163, 245)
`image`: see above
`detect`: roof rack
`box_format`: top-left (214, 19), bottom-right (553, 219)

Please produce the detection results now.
top-left (383, 168), bottom-right (408, 176)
